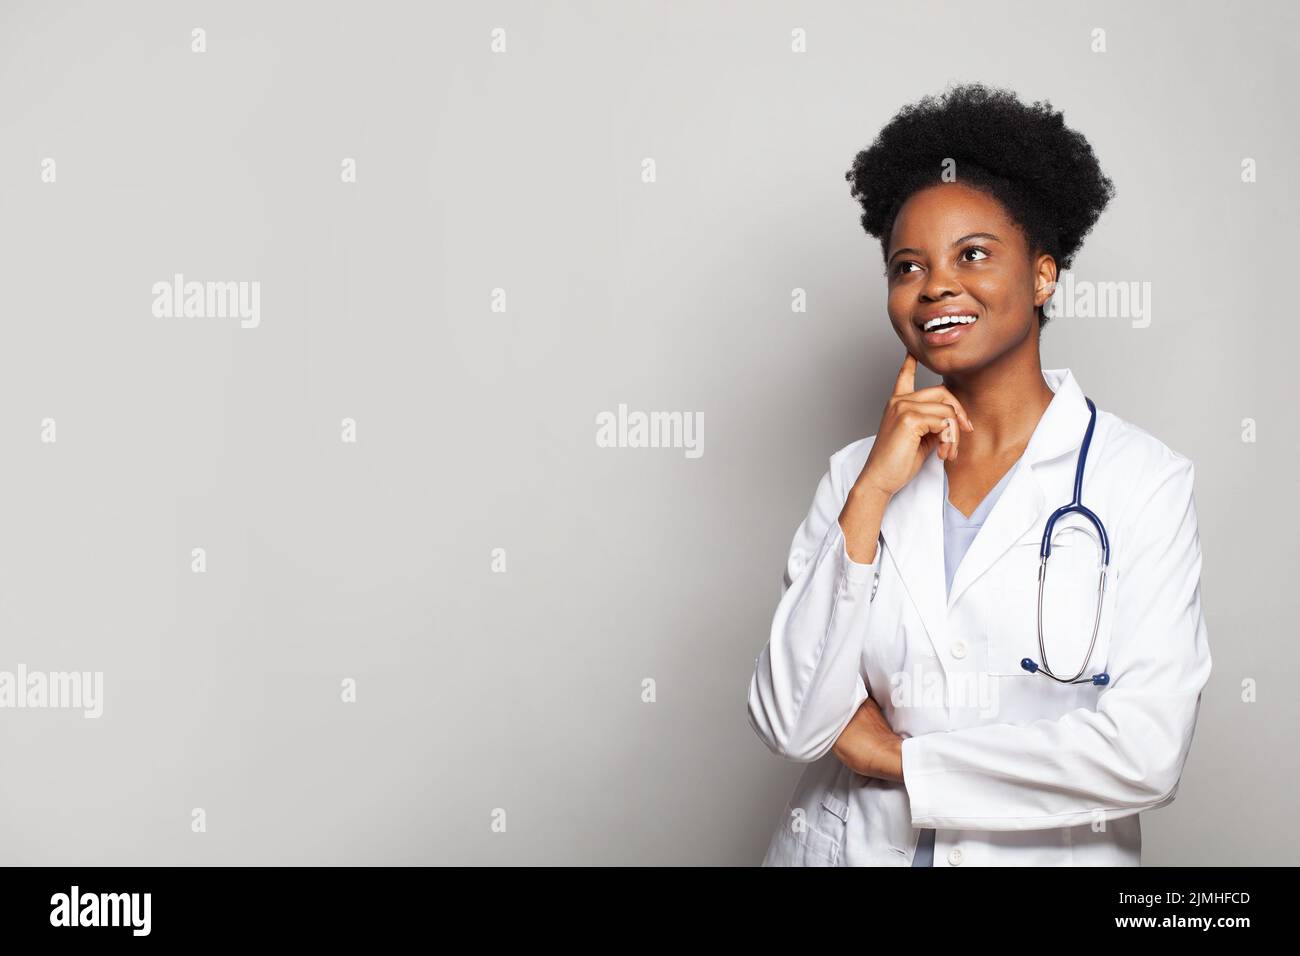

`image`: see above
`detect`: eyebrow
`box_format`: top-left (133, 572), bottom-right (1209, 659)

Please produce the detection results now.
top-left (887, 232), bottom-right (1003, 264)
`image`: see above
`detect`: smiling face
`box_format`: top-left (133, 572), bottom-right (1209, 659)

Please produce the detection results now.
top-left (885, 181), bottom-right (1057, 376)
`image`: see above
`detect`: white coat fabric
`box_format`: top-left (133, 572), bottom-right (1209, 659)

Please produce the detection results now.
top-left (747, 368), bottom-right (1212, 866)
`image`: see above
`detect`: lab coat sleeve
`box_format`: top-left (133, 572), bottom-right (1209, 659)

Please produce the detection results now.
top-left (901, 456), bottom-right (1212, 830)
top-left (747, 457), bottom-right (879, 763)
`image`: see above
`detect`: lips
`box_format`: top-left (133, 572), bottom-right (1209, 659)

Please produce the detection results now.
top-left (917, 311), bottom-right (978, 347)
top-left (917, 311), bottom-right (978, 332)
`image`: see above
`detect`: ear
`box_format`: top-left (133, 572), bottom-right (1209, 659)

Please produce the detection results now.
top-left (1032, 253), bottom-right (1058, 311)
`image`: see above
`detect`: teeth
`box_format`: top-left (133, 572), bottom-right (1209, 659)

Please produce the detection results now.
top-left (923, 314), bottom-right (977, 331)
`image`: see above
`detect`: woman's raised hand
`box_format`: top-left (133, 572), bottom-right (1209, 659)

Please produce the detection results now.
top-left (858, 352), bottom-right (974, 498)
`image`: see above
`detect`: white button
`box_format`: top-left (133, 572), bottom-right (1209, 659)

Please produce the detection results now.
top-left (950, 639), bottom-right (968, 660)
top-left (947, 846), bottom-right (964, 866)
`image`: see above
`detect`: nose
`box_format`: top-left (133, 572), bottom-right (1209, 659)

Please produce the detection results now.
top-left (919, 260), bottom-right (961, 302)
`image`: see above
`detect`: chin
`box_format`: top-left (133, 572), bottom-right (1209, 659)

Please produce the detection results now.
top-left (919, 348), bottom-right (983, 375)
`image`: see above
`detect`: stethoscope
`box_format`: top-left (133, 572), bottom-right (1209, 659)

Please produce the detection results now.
top-left (1018, 396), bottom-right (1111, 686)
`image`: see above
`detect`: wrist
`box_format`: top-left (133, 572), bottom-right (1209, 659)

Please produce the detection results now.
top-left (850, 475), bottom-right (893, 507)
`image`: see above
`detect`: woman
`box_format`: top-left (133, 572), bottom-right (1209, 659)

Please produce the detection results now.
top-left (746, 84), bottom-right (1212, 866)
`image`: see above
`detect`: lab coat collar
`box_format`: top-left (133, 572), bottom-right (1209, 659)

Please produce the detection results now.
top-left (1021, 368), bottom-right (1092, 467)
top-left (877, 367), bottom-right (1094, 662)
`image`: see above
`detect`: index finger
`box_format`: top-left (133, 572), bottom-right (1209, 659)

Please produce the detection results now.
top-left (893, 351), bottom-right (918, 397)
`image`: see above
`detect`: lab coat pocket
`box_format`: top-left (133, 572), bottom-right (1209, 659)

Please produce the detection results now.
top-left (762, 765), bottom-right (851, 866)
top-left (982, 531), bottom-right (1114, 681)
top-left (762, 800), bottom-right (846, 866)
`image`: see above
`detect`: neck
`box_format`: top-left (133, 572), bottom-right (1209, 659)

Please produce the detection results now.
top-left (941, 352), bottom-right (1056, 461)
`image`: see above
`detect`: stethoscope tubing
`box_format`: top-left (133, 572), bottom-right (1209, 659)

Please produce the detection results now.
top-left (1022, 396), bottom-right (1111, 686)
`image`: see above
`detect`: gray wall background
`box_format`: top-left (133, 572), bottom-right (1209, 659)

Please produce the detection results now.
top-left (0, 0), bottom-right (1294, 865)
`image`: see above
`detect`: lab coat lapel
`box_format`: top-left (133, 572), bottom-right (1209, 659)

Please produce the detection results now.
top-left (879, 451), bottom-right (949, 659)
top-left (943, 461), bottom-right (1044, 612)
top-left (878, 368), bottom-right (1093, 657)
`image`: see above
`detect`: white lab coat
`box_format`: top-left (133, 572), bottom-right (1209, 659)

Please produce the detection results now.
top-left (747, 368), bottom-right (1211, 866)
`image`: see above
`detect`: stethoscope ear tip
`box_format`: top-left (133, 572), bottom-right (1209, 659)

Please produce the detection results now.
top-left (1092, 673), bottom-right (1110, 686)
top-left (1020, 658), bottom-right (1039, 674)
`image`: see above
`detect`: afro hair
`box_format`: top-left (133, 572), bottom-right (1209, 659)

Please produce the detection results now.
top-left (845, 83), bottom-right (1116, 326)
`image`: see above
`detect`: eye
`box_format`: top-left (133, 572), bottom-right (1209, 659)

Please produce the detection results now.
top-left (961, 246), bottom-right (990, 262)
top-left (892, 260), bottom-right (920, 277)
